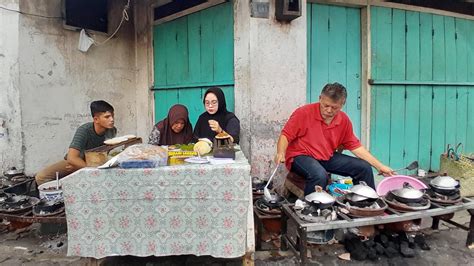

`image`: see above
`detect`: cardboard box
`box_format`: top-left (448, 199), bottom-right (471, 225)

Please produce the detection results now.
top-left (167, 151), bottom-right (198, 166)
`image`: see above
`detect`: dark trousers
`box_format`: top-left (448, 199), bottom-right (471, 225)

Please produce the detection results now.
top-left (291, 153), bottom-right (375, 196)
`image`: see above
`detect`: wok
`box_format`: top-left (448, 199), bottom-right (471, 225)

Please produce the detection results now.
top-left (429, 184), bottom-right (459, 196)
top-left (388, 183), bottom-right (424, 204)
top-left (305, 186), bottom-right (335, 209)
top-left (345, 194), bottom-right (378, 208)
top-left (33, 199), bottom-right (64, 214)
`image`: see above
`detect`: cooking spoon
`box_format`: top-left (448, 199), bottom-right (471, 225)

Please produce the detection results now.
top-left (379, 160), bottom-right (419, 175)
top-left (264, 163), bottom-right (281, 201)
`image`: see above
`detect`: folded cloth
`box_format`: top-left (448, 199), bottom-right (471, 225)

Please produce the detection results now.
top-left (209, 157), bottom-right (235, 165)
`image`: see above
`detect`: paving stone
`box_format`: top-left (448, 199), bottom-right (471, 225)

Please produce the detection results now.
top-left (0, 225), bottom-right (472, 265)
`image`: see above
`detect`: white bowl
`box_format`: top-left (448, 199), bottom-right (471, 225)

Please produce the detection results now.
top-left (38, 180), bottom-right (63, 201)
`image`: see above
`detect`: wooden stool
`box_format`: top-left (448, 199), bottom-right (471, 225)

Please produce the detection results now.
top-left (283, 172), bottom-right (331, 199)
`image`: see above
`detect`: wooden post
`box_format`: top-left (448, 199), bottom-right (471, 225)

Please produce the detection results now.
top-left (432, 217), bottom-right (440, 230)
top-left (242, 252), bottom-right (254, 266)
top-left (280, 208), bottom-right (289, 251)
top-left (299, 227), bottom-right (308, 265)
top-left (85, 257), bottom-right (106, 266)
top-left (254, 210), bottom-right (262, 251)
top-left (466, 209), bottom-right (474, 249)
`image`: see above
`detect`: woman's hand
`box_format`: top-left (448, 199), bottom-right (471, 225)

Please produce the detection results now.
top-left (208, 120), bottom-right (222, 133)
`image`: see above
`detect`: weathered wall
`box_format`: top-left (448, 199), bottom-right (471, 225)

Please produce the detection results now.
top-left (133, 1), bottom-right (154, 141)
top-left (2, 0), bottom-right (306, 182)
top-left (0, 0), bottom-right (23, 171)
top-left (234, 1), bottom-right (307, 184)
top-left (15, 0), bottom-right (138, 175)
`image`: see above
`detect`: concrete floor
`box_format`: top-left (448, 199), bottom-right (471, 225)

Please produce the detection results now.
top-left (0, 210), bottom-right (472, 265)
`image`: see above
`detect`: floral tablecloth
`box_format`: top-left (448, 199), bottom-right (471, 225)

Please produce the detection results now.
top-left (62, 152), bottom-right (253, 259)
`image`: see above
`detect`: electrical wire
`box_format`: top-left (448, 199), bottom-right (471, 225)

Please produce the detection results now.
top-left (0, 5), bottom-right (62, 19)
top-left (1, 0), bottom-right (131, 47)
top-left (93, 0), bottom-right (130, 46)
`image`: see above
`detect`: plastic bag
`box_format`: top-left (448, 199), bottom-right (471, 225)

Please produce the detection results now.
top-left (78, 29), bottom-right (94, 52)
top-left (116, 144), bottom-right (168, 168)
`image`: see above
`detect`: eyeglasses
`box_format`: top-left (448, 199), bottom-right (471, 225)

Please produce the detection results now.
top-left (204, 100), bottom-right (218, 106)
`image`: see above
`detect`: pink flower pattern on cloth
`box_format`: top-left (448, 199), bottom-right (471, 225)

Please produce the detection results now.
top-left (61, 153), bottom-right (252, 259)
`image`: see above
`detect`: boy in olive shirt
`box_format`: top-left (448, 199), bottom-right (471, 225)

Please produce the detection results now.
top-left (35, 100), bottom-right (117, 185)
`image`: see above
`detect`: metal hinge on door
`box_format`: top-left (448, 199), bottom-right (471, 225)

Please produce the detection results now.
top-left (357, 90), bottom-right (361, 110)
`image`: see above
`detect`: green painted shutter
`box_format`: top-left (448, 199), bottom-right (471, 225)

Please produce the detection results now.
top-left (152, 2), bottom-right (234, 126)
top-left (370, 7), bottom-right (474, 172)
top-left (307, 3), bottom-right (362, 138)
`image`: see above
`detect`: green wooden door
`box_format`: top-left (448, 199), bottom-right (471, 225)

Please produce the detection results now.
top-left (153, 2), bottom-right (234, 126)
top-left (307, 3), bottom-right (362, 137)
top-left (370, 7), bottom-right (474, 172)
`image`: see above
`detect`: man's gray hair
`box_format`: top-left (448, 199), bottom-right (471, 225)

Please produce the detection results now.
top-left (321, 83), bottom-right (347, 102)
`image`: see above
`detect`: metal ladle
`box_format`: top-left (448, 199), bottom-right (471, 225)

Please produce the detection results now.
top-left (379, 160), bottom-right (419, 175)
top-left (264, 164), bottom-right (281, 201)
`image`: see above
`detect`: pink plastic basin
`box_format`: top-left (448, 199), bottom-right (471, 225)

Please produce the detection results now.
top-left (376, 175), bottom-right (428, 196)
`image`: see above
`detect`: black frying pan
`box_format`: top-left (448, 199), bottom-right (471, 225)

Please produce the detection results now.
top-left (305, 199), bottom-right (334, 209)
top-left (34, 199), bottom-right (64, 213)
top-left (346, 197), bottom-right (378, 208)
top-left (429, 184), bottom-right (459, 196)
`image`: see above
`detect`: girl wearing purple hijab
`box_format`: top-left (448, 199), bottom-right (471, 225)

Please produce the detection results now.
top-left (148, 104), bottom-right (193, 145)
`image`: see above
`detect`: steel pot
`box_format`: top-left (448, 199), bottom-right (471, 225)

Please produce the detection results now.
top-left (350, 181), bottom-right (378, 199)
top-left (388, 182), bottom-right (424, 203)
top-left (430, 176), bottom-right (459, 189)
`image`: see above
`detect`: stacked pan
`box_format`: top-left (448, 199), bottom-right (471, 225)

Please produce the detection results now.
top-left (429, 176), bottom-right (460, 196)
top-left (336, 182), bottom-right (387, 217)
top-left (426, 176), bottom-right (462, 205)
top-left (384, 183), bottom-right (430, 212)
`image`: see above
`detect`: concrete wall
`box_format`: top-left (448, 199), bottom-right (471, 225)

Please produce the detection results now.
top-left (133, 1), bottom-right (154, 141)
top-left (234, 0), bottom-right (307, 185)
top-left (2, 0), bottom-right (305, 185)
top-left (0, 0), bottom-right (23, 172)
top-left (0, 0), bottom-right (151, 175)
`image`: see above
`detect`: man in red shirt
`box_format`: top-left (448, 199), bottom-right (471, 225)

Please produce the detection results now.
top-left (274, 83), bottom-right (394, 196)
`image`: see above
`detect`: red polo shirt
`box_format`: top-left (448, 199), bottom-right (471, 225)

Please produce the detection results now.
top-left (281, 103), bottom-right (361, 170)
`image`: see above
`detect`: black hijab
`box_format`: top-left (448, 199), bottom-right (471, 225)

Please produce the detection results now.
top-left (194, 87), bottom-right (238, 141)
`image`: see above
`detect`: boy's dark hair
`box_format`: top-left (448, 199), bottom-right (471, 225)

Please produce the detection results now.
top-left (321, 82), bottom-right (347, 102)
top-left (90, 100), bottom-right (114, 117)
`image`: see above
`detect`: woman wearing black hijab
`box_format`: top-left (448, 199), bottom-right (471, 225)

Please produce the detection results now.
top-left (194, 87), bottom-right (240, 143)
